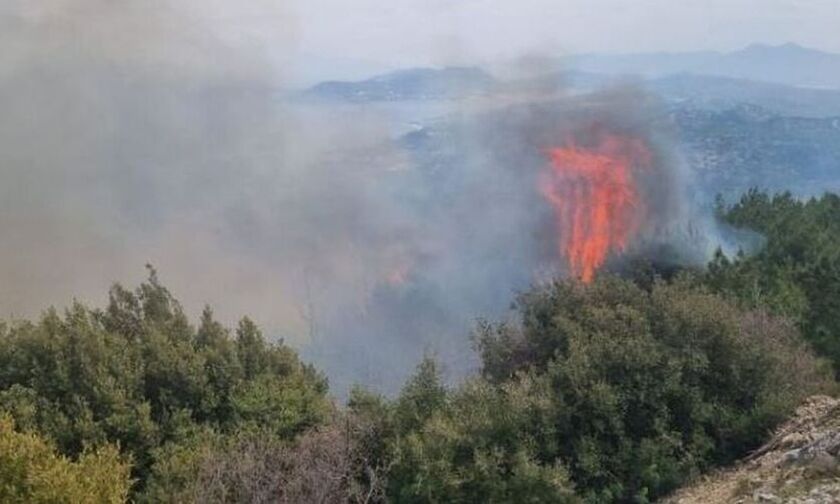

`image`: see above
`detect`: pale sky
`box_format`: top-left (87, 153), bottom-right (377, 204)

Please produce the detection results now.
top-left (288, 0), bottom-right (840, 82)
top-left (4, 0), bottom-right (840, 85)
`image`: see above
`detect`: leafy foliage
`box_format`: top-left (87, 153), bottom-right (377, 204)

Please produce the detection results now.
top-left (387, 368), bottom-right (579, 503)
top-left (708, 190), bottom-right (840, 373)
top-left (0, 266), bottom-right (330, 497)
top-left (380, 276), bottom-right (831, 503)
top-left (0, 414), bottom-right (131, 503)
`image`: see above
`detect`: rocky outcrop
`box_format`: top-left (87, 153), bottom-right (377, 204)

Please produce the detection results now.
top-left (666, 396), bottom-right (840, 503)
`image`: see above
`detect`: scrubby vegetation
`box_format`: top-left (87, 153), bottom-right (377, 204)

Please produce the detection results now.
top-left (0, 266), bottom-right (332, 500)
top-left (708, 191), bottom-right (840, 373)
top-left (0, 191), bottom-right (838, 503)
top-left (361, 276), bottom-right (832, 503)
top-left (0, 415), bottom-right (131, 503)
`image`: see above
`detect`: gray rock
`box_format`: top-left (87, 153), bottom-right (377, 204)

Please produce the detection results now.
top-left (754, 491), bottom-right (780, 502)
top-left (782, 448), bottom-right (803, 466)
top-left (809, 451), bottom-right (839, 474)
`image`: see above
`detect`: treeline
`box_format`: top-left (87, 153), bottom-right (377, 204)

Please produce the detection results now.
top-left (0, 267), bottom-right (332, 502)
top-left (708, 190), bottom-right (840, 374)
top-left (0, 191), bottom-right (839, 503)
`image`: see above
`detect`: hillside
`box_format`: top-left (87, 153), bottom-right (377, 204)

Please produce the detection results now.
top-left (649, 74), bottom-right (840, 118)
top-left (666, 396), bottom-right (840, 503)
top-left (396, 100), bottom-right (840, 202)
top-left (300, 61), bottom-right (840, 202)
top-left (572, 43), bottom-right (840, 89)
top-left (304, 67), bottom-right (497, 102)
top-left (303, 55), bottom-right (840, 116)
top-left (672, 104), bottom-right (840, 198)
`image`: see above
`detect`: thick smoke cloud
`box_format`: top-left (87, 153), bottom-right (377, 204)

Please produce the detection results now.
top-left (303, 85), bottom-right (742, 394)
top-left (1, 0), bottom-right (321, 330)
top-left (0, 0), bottom-right (468, 395)
top-left (0, 3), bottom-right (735, 396)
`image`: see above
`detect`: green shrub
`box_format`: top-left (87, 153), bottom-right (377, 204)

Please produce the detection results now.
top-left (708, 190), bottom-right (840, 374)
top-left (0, 414), bottom-right (132, 503)
top-left (464, 275), bottom-right (833, 502)
top-left (0, 266), bottom-right (330, 495)
top-left (387, 371), bottom-right (579, 503)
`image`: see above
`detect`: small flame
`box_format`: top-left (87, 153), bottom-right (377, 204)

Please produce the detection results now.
top-left (539, 133), bottom-right (651, 283)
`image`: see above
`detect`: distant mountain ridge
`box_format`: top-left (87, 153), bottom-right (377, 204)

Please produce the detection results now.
top-left (302, 44), bottom-right (840, 116)
top-left (304, 66), bottom-right (497, 102)
top-left (572, 43), bottom-right (840, 89)
top-left (298, 44), bottom-right (840, 199)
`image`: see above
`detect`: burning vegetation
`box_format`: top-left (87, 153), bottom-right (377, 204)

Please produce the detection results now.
top-left (539, 131), bottom-right (652, 282)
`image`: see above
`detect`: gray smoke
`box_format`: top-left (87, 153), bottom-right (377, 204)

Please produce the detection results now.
top-left (0, 0), bottom-right (350, 334)
top-left (0, 3), bottom-right (739, 396)
top-left (303, 82), bottom-right (751, 394)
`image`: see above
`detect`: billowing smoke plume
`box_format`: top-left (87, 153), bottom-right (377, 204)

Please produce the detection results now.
top-left (0, 3), bottom-right (739, 396)
top-left (0, 0), bottom-right (388, 337)
top-left (302, 84), bottom-right (750, 393)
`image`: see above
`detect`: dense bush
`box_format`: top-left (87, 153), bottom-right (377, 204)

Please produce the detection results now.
top-left (0, 266), bottom-right (331, 497)
top-left (385, 364), bottom-right (579, 503)
top-left (1, 270), bottom-right (825, 503)
top-left (708, 190), bottom-right (840, 373)
top-left (0, 414), bottom-right (131, 503)
top-left (378, 276), bottom-right (832, 503)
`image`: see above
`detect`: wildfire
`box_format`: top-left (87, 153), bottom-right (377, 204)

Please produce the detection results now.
top-left (539, 133), bottom-right (651, 283)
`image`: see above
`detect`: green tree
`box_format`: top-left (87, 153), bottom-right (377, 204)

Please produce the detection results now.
top-left (708, 190), bottom-right (840, 374)
top-left (0, 268), bottom-right (331, 496)
top-left (467, 276), bottom-right (832, 502)
top-left (0, 414), bottom-right (132, 503)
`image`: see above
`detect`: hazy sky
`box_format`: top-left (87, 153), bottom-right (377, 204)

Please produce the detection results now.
top-left (288, 0), bottom-right (840, 82)
top-left (4, 0), bottom-right (839, 85)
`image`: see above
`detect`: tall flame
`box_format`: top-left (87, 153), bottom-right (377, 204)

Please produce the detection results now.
top-left (539, 133), bottom-right (651, 283)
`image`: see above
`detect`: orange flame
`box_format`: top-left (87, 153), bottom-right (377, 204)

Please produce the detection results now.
top-left (539, 133), bottom-right (651, 283)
